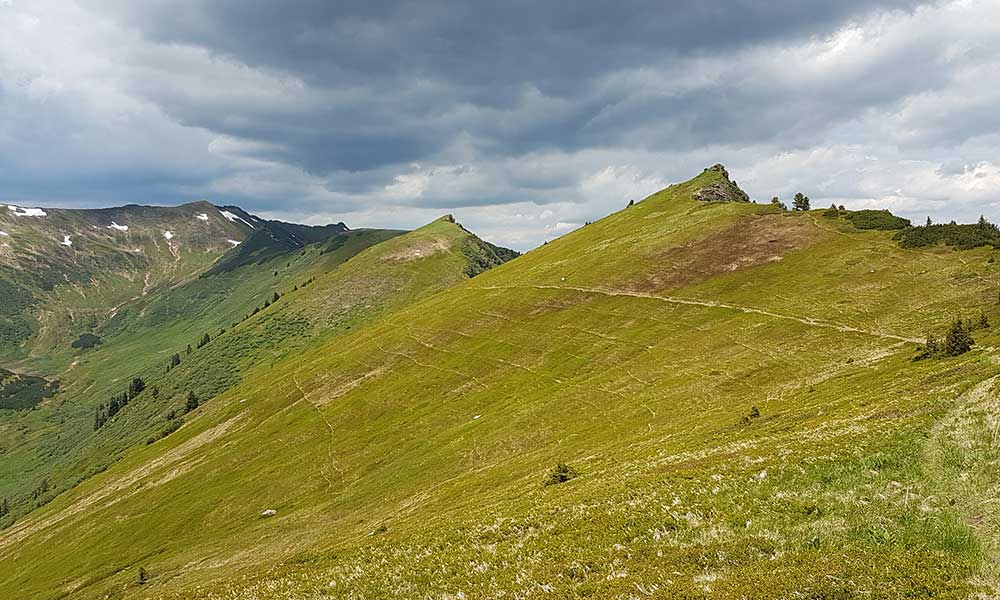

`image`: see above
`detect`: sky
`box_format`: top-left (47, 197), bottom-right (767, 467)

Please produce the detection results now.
top-left (1, 1), bottom-right (998, 250)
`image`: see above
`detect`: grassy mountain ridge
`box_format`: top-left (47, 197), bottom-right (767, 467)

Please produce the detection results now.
top-left (0, 200), bottom-right (251, 355)
top-left (3, 167), bottom-right (998, 598)
top-left (0, 206), bottom-right (515, 541)
top-left (0, 203), bottom-right (419, 522)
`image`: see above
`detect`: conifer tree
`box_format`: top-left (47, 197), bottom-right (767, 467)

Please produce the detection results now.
top-left (793, 192), bottom-right (811, 211)
top-left (943, 318), bottom-right (974, 356)
top-left (128, 377), bottom-right (145, 399)
top-left (185, 391), bottom-right (200, 412)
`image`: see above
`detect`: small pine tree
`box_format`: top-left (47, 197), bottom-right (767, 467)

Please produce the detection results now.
top-left (138, 566), bottom-right (148, 585)
top-left (979, 313), bottom-right (990, 329)
top-left (272, 292), bottom-right (280, 303)
top-left (185, 391), bottom-right (200, 413)
top-left (749, 405), bottom-right (761, 418)
top-left (627, 199), bottom-right (635, 207)
top-left (198, 333), bottom-right (211, 348)
top-left (793, 192), bottom-right (811, 211)
top-left (915, 334), bottom-right (940, 361)
top-left (1, 497), bottom-right (9, 517)
top-left (943, 318), bottom-right (974, 356)
top-left (128, 377), bottom-right (145, 399)
top-left (185, 344), bottom-right (193, 355)
top-left (926, 216), bottom-right (932, 226)
top-left (823, 203), bottom-right (839, 217)
top-left (770, 197), bottom-right (788, 211)
top-left (838, 205), bottom-right (846, 211)
top-left (170, 353), bottom-right (181, 368)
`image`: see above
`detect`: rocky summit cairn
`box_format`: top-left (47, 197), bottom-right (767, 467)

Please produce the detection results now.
top-left (693, 164), bottom-right (751, 203)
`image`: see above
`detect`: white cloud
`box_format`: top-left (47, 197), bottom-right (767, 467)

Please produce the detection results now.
top-left (0, 0), bottom-right (999, 251)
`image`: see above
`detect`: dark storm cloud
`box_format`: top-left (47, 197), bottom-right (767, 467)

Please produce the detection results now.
top-left (91, 0), bottom-right (931, 177)
top-left (4, 0), bottom-right (999, 250)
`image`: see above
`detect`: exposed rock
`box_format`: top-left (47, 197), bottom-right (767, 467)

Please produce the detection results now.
top-left (694, 164), bottom-right (751, 203)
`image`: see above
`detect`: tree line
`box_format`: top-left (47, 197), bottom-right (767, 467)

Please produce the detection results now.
top-left (94, 376), bottom-right (148, 430)
top-left (914, 314), bottom-right (988, 361)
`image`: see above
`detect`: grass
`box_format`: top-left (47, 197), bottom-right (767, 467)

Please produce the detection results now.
top-left (0, 205), bottom-right (403, 518)
top-left (2, 169), bottom-right (1000, 598)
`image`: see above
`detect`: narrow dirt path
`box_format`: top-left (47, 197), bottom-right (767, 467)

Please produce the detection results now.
top-left (925, 376), bottom-right (1000, 597)
top-left (476, 284), bottom-right (923, 344)
top-left (293, 377), bottom-right (340, 487)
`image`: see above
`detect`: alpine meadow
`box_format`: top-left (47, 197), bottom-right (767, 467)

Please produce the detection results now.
top-left (2, 1), bottom-right (1000, 599)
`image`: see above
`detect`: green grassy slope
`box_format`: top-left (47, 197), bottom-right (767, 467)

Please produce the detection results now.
top-left (4, 169), bottom-right (1000, 599)
top-left (65, 217), bottom-right (513, 482)
top-left (0, 229), bottom-right (395, 510)
top-left (0, 201), bottom-right (251, 357)
top-left (0, 203), bottom-right (406, 522)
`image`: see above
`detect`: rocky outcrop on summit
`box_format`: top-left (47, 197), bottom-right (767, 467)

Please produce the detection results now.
top-left (694, 164), bottom-right (751, 203)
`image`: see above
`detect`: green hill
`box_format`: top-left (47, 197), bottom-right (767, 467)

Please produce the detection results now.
top-left (0, 202), bottom-right (515, 532)
top-left (2, 168), bottom-right (999, 599)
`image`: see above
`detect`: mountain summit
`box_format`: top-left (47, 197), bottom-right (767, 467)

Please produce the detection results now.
top-left (691, 164), bottom-right (751, 203)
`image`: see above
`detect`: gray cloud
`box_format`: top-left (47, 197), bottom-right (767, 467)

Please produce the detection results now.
top-left (1, 0), bottom-right (999, 249)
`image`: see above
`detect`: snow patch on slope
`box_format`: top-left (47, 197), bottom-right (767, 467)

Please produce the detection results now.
top-left (163, 231), bottom-right (174, 240)
top-left (227, 239), bottom-right (241, 246)
top-left (60, 235), bottom-right (72, 247)
top-left (0, 231), bottom-right (8, 237)
top-left (220, 210), bottom-right (255, 229)
top-left (107, 222), bottom-right (129, 232)
top-left (196, 213), bottom-right (209, 221)
top-left (8, 205), bottom-right (47, 217)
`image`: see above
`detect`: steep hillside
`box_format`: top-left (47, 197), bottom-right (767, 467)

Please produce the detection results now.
top-left (42, 217), bottom-right (516, 501)
top-left (0, 209), bottom-right (516, 545)
top-left (4, 167), bottom-right (1000, 599)
top-left (0, 202), bottom-right (405, 523)
top-left (0, 201), bottom-right (251, 356)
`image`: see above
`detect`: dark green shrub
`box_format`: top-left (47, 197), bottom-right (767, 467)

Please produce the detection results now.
top-left (0, 369), bottom-right (59, 411)
top-left (70, 333), bottom-right (102, 349)
top-left (543, 463), bottom-right (579, 486)
top-left (844, 210), bottom-right (911, 230)
top-left (894, 219), bottom-right (1000, 250)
